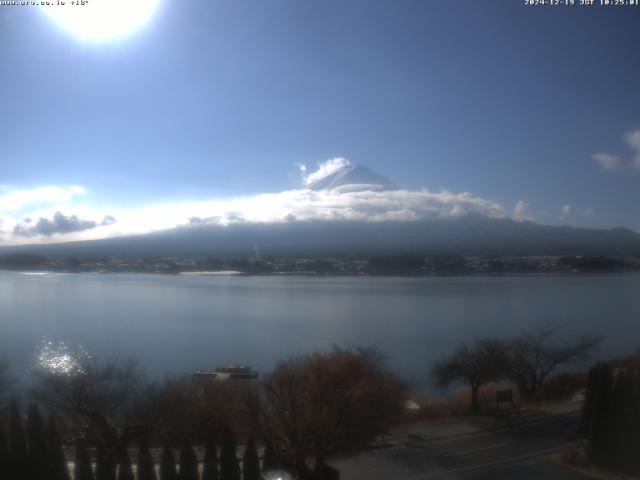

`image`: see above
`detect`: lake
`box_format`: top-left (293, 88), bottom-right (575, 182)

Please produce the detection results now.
top-left (1, 271), bottom-right (639, 387)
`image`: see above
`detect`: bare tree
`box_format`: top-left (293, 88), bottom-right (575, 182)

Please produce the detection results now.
top-left (245, 346), bottom-right (407, 474)
top-left (433, 338), bottom-right (509, 413)
top-left (0, 359), bottom-right (12, 400)
top-left (152, 374), bottom-right (246, 444)
top-left (507, 327), bottom-right (600, 400)
top-left (33, 358), bottom-right (160, 480)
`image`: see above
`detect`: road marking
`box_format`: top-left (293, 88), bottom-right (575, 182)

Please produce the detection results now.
top-left (340, 465), bottom-right (376, 472)
top-left (396, 446), bottom-right (561, 479)
top-left (432, 412), bottom-right (580, 445)
top-left (379, 411), bottom-right (580, 452)
top-left (442, 442), bottom-right (509, 457)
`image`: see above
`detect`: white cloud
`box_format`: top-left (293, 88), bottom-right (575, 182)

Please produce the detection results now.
top-left (0, 185), bottom-right (86, 213)
top-left (593, 129), bottom-right (640, 171)
top-left (592, 153), bottom-right (622, 171)
top-left (626, 130), bottom-right (640, 169)
top-left (513, 200), bottom-right (533, 222)
top-left (0, 184), bottom-right (512, 245)
top-left (625, 130), bottom-right (640, 150)
top-left (562, 204), bottom-right (572, 218)
top-left (1, 162), bottom-right (546, 245)
top-left (125, 188), bottom-right (507, 228)
top-left (302, 157), bottom-right (351, 186)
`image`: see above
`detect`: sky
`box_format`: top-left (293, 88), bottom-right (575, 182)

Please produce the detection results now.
top-left (1, 0), bottom-right (639, 245)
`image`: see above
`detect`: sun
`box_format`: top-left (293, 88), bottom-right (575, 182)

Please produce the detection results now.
top-left (41, 0), bottom-right (162, 42)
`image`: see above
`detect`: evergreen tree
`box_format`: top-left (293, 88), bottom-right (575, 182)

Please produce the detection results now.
top-left (201, 437), bottom-right (218, 480)
top-left (160, 445), bottom-right (178, 480)
top-left (631, 372), bottom-right (640, 472)
top-left (178, 440), bottom-right (198, 480)
top-left (219, 426), bottom-right (240, 480)
top-left (47, 413), bottom-right (71, 480)
top-left (586, 364), bottom-right (613, 464)
top-left (137, 437), bottom-right (157, 480)
top-left (242, 437), bottom-right (260, 480)
top-left (117, 450), bottom-right (135, 480)
top-left (261, 443), bottom-right (278, 472)
top-left (609, 372), bottom-right (640, 471)
top-left (9, 399), bottom-right (28, 480)
top-left (96, 449), bottom-right (117, 480)
top-left (74, 438), bottom-right (95, 480)
top-left (0, 424), bottom-right (9, 480)
top-left (579, 364), bottom-right (598, 438)
top-left (28, 404), bottom-right (48, 480)
top-left (581, 363), bottom-right (640, 472)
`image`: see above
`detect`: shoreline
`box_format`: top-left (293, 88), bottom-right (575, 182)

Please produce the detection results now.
top-left (2, 268), bottom-right (640, 278)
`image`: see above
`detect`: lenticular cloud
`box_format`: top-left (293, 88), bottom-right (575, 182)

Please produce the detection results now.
top-left (302, 157), bottom-right (353, 186)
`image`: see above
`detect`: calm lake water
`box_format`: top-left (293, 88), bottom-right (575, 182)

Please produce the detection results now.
top-left (1, 271), bottom-right (639, 386)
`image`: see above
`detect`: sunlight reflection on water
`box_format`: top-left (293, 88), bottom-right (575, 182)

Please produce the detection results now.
top-left (34, 338), bottom-right (90, 376)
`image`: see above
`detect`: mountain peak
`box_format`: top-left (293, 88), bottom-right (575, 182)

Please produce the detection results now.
top-left (305, 162), bottom-right (398, 192)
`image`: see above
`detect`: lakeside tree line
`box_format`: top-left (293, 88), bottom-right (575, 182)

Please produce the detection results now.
top-left (432, 328), bottom-right (600, 412)
top-left (0, 347), bottom-right (405, 480)
top-left (0, 329), bottom-right (616, 479)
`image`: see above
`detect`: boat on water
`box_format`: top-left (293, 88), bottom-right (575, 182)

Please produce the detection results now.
top-left (193, 365), bottom-right (259, 380)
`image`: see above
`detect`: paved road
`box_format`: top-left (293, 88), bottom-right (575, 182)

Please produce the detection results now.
top-left (331, 412), bottom-right (588, 479)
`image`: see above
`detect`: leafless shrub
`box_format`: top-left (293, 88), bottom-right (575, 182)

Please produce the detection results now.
top-left (507, 327), bottom-right (600, 400)
top-left (245, 345), bottom-right (407, 472)
top-left (32, 357), bottom-right (160, 478)
top-left (432, 338), bottom-right (510, 413)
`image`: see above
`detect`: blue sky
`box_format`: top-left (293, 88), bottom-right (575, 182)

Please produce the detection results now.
top-left (1, 0), bottom-right (639, 244)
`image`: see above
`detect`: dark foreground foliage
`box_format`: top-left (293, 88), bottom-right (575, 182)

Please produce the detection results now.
top-left (580, 361), bottom-right (640, 474)
top-left (0, 344), bottom-right (411, 479)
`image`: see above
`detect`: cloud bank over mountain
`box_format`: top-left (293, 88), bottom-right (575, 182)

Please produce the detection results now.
top-left (13, 212), bottom-right (116, 238)
top-left (0, 158), bottom-right (540, 245)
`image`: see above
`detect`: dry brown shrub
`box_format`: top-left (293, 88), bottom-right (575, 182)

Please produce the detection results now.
top-left (556, 442), bottom-right (589, 469)
top-left (538, 371), bottom-right (587, 402)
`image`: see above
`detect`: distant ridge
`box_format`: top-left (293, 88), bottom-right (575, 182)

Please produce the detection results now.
top-left (1, 216), bottom-right (639, 259)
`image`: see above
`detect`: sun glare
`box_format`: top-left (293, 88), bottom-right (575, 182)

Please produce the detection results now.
top-left (41, 0), bottom-right (162, 42)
